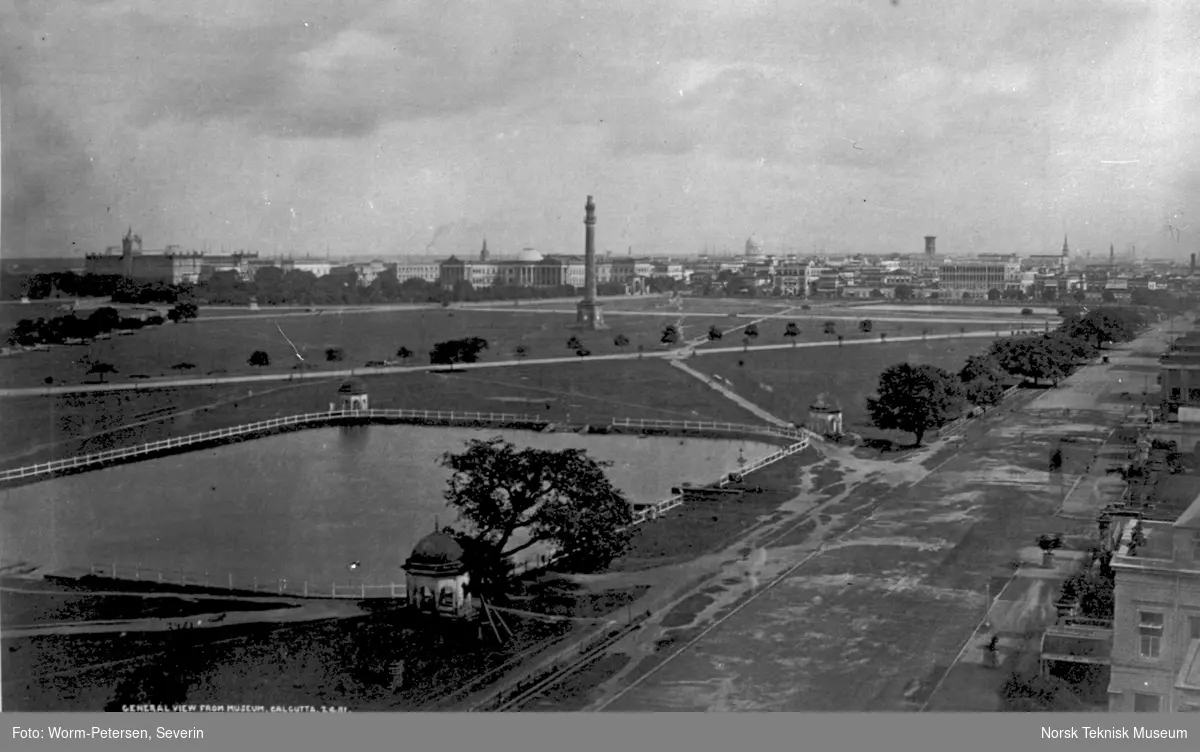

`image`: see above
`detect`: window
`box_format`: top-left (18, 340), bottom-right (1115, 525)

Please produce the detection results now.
top-left (1190, 614), bottom-right (1200, 642)
top-left (1139, 611), bottom-right (1164, 659)
top-left (1170, 387), bottom-right (1182, 400)
top-left (1134, 693), bottom-right (1161, 713)
top-left (1190, 388), bottom-right (1200, 402)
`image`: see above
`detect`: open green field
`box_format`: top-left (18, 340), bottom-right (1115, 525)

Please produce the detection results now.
top-left (688, 337), bottom-right (996, 437)
top-left (0, 359), bottom-right (765, 469)
top-left (0, 308), bottom-right (758, 388)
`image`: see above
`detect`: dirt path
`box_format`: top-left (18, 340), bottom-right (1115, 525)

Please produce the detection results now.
top-left (568, 320), bottom-right (1181, 711)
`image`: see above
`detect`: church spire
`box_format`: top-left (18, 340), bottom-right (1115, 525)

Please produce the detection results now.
top-left (1061, 234), bottom-right (1070, 257)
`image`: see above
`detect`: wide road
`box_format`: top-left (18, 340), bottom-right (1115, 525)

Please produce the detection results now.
top-left (580, 319), bottom-right (1181, 712)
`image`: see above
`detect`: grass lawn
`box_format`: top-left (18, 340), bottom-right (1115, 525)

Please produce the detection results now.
top-left (0, 359), bottom-right (766, 469)
top-left (0, 575), bottom-right (648, 711)
top-left (0, 308), bottom-right (759, 389)
top-left (609, 446), bottom-right (821, 571)
top-left (687, 337), bottom-right (996, 436)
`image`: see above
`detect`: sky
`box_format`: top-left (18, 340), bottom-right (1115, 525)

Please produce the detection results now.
top-left (2, 0), bottom-right (1199, 261)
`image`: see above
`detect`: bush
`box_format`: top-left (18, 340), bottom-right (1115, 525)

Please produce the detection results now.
top-left (1021, 308), bottom-right (1033, 315)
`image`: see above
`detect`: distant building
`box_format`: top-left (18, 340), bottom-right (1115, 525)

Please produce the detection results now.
top-left (84, 228), bottom-right (256, 285)
top-left (393, 260), bottom-right (442, 283)
top-left (937, 261), bottom-right (1022, 297)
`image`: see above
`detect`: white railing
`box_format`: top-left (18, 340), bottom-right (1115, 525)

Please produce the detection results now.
top-left (608, 417), bottom-right (810, 442)
top-left (1, 410), bottom-right (813, 484)
top-left (625, 438), bottom-right (809, 527)
top-left (86, 562), bottom-right (408, 599)
top-left (0, 409), bottom-right (545, 483)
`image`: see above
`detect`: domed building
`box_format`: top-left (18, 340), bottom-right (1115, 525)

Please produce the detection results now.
top-left (806, 392), bottom-right (844, 436)
top-left (745, 236), bottom-right (764, 255)
top-left (403, 529), bottom-right (474, 618)
top-left (337, 377), bottom-right (369, 411)
top-left (516, 248), bottom-right (544, 263)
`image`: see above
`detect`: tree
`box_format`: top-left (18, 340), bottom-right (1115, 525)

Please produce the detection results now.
top-left (1073, 289), bottom-right (1087, 303)
top-left (7, 318), bottom-right (41, 347)
top-left (88, 306), bottom-right (121, 333)
top-left (168, 302), bottom-right (199, 323)
top-left (784, 321), bottom-right (800, 346)
top-left (325, 347), bottom-right (345, 362)
top-left (576, 348), bottom-right (591, 358)
top-left (823, 320), bottom-right (837, 335)
top-left (921, 328), bottom-right (929, 341)
top-left (248, 350), bottom-right (271, 368)
top-left (987, 288), bottom-right (1002, 301)
top-left (513, 345), bottom-right (527, 362)
top-left (171, 362), bottom-right (197, 372)
top-left (439, 437), bottom-right (633, 594)
top-left (661, 325), bottom-right (680, 346)
top-left (1021, 308), bottom-right (1033, 316)
top-left (1041, 288), bottom-right (1057, 302)
top-left (396, 346), bottom-right (413, 363)
top-left (959, 354), bottom-right (1006, 407)
top-left (613, 334), bottom-right (629, 348)
top-left (430, 337), bottom-right (489, 368)
top-left (867, 363), bottom-right (965, 446)
top-left (837, 334), bottom-right (844, 346)
top-left (744, 323), bottom-right (759, 343)
top-left (894, 285), bottom-right (914, 301)
top-left (566, 335), bottom-right (582, 350)
top-left (992, 337), bottom-right (1070, 387)
top-left (1102, 290), bottom-right (1116, 303)
top-left (87, 361), bottom-right (118, 383)
top-left (858, 319), bottom-right (873, 333)
top-left (707, 325), bottom-right (723, 341)
top-left (880, 332), bottom-right (887, 344)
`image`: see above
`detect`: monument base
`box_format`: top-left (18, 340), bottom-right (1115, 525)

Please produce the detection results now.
top-left (574, 300), bottom-right (607, 330)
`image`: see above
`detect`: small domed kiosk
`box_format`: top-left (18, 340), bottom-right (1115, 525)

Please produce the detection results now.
top-left (403, 530), bottom-right (474, 618)
top-left (337, 377), bottom-right (369, 411)
top-left (806, 393), bottom-right (844, 437)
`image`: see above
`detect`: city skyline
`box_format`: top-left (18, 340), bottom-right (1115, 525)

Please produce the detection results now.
top-left (3, 1), bottom-right (1199, 260)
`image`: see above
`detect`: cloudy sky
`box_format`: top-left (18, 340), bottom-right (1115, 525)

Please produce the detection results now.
top-left (3, 0), bottom-right (1199, 260)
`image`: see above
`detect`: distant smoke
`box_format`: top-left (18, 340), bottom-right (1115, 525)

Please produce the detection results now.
top-left (425, 224), bottom-right (453, 252)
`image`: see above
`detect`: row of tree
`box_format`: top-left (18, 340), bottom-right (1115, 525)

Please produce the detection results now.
top-left (866, 307), bottom-right (1147, 444)
top-left (6, 303), bottom-right (198, 348)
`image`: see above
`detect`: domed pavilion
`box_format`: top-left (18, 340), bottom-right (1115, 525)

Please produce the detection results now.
top-left (403, 529), bottom-right (474, 618)
top-left (337, 377), bottom-right (369, 411)
top-left (806, 392), bottom-right (844, 436)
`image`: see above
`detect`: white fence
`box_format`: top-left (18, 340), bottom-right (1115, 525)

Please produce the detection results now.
top-left (626, 438), bottom-right (810, 527)
top-left (608, 417), bottom-right (811, 442)
top-left (84, 554), bottom-right (557, 600)
top-left (0, 409), bottom-right (544, 483)
top-left (2, 410), bottom-right (813, 484)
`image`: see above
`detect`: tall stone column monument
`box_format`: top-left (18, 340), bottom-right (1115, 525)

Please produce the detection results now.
top-left (575, 195), bottom-right (607, 330)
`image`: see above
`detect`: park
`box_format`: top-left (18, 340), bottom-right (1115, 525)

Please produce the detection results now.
top-left (0, 291), bottom-right (1172, 712)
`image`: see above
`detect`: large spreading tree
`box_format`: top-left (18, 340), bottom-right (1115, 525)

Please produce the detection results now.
top-left (959, 354), bottom-right (1007, 407)
top-left (440, 437), bottom-right (634, 596)
top-left (867, 363), bottom-right (965, 446)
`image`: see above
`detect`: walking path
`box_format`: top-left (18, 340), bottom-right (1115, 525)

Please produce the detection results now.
top-left (668, 360), bottom-right (793, 429)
